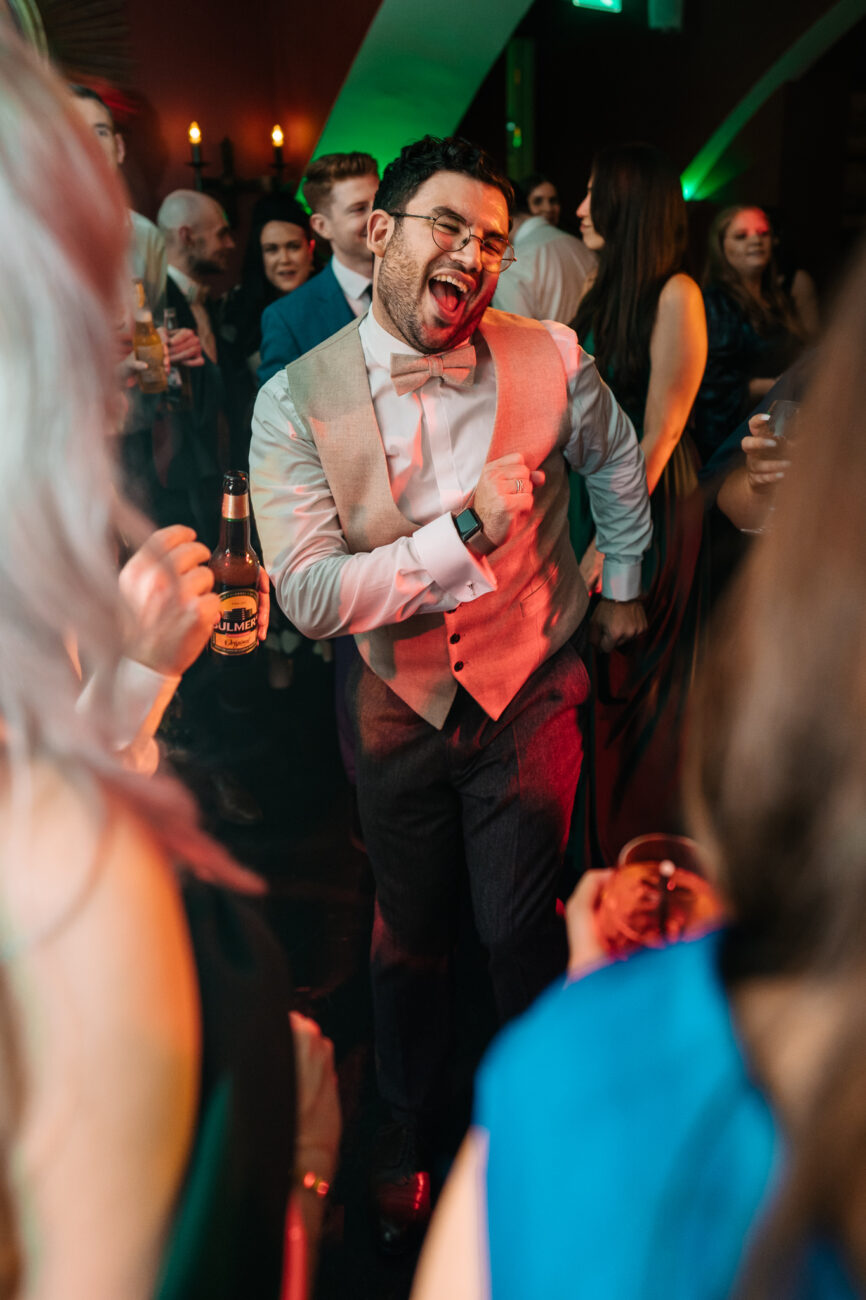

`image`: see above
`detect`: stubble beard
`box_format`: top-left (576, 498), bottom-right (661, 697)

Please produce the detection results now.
top-left (190, 253), bottom-right (225, 279)
top-left (376, 233), bottom-right (490, 355)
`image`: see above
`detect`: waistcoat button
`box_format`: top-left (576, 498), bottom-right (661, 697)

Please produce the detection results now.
top-left (453, 661), bottom-right (464, 672)
top-left (450, 633), bottom-right (460, 644)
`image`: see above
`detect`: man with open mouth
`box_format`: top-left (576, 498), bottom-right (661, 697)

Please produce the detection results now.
top-left (250, 134), bottom-right (652, 1254)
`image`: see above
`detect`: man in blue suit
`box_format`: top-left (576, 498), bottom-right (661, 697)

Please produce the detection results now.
top-left (258, 152), bottom-right (379, 385)
top-left (259, 153), bottom-right (379, 823)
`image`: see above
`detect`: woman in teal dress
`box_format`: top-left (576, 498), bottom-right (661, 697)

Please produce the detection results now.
top-left (568, 144), bottom-right (708, 867)
top-left (411, 242), bottom-right (866, 1299)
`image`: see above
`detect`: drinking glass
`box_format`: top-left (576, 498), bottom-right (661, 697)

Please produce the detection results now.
top-left (593, 834), bottom-right (725, 957)
top-left (163, 306), bottom-right (191, 403)
top-left (766, 398), bottom-right (800, 443)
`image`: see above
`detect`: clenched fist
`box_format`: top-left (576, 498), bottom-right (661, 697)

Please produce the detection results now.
top-left (472, 452), bottom-right (545, 548)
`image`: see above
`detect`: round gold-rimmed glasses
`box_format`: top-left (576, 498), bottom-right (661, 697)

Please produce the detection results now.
top-left (388, 211), bottom-right (516, 271)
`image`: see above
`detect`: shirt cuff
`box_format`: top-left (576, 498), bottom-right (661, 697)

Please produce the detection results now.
top-left (601, 559), bottom-right (643, 602)
top-left (412, 513), bottom-right (496, 604)
top-left (115, 657), bottom-right (180, 739)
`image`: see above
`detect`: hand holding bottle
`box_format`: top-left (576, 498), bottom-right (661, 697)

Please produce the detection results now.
top-left (164, 325), bottom-right (205, 368)
top-left (209, 471), bottom-right (262, 661)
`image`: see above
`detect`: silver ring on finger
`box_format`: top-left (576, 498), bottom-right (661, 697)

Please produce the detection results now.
top-left (515, 478), bottom-right (524, 493)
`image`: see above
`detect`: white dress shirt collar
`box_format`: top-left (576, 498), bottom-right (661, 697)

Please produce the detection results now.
top-left (359, 306), bottom-right (423, 364)
top-left (166, 263), bottom-right (209, 304)
top-left (331, 254), bottom-right (373, 304)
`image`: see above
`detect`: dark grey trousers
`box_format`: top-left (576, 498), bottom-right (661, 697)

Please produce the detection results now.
top-left (349, 638), bottom-right (589, 1117)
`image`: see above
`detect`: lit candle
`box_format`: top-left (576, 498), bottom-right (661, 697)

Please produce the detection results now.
top-left (271, 124), bottom-right (284, 169)
top-left (188, 121), bottom-right (202, 165)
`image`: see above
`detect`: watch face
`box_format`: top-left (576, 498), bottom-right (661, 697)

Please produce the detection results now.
top-left (456, 508), bottom-right (482, 543)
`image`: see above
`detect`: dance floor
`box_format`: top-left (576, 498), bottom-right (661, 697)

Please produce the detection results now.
top-left (192, 640), bottom-right (496, 1299)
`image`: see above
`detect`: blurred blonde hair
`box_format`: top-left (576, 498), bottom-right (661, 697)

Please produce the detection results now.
top-left (0, 25), bottom-right (256, 891)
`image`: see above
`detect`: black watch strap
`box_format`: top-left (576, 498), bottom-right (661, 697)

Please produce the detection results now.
top-left (453, 507), bottom-right (483, 545)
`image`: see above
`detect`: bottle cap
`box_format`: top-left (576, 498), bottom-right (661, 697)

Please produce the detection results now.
top-left (222, 470), bottom-right (249, 495)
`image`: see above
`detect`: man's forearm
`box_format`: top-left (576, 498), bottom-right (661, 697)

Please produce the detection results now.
top-left (250, 383), bottom-right (495, 638)
top-left (575, 397), bottom-right (652, 598)
top-left (265, 517), bottom-right (495, 640)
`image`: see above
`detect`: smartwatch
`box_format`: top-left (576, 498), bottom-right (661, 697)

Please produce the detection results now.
top-left (453, 507), bottom-right (483, 546)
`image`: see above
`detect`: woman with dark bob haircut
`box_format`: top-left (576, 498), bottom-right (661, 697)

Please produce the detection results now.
top-left (231, 193), bottom-right (314, 362)
top-left (218, 193), bottom-right (314, 465)
top-left (568, 142), bottom-right (708, 867)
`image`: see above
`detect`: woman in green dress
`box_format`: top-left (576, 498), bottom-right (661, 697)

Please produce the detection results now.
top-left (570, 143), bottom-right (708, 866)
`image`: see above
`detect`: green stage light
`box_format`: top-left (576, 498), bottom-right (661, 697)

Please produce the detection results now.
top-left (307, 0), bottom-right (535, 176)
top-left (571, 0), bottom-right (622, 9)
top-left (681, 0), bottom-right (866, 201)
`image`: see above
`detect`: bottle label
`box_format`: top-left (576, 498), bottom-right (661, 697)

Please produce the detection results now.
top-left (134, 342), bottom-right (163, 364)
top-left (221, 492), bottom-right (250, 520)
top-left (211, 588), bottom-right (259, 655)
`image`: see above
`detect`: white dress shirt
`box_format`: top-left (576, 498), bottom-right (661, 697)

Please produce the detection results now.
top-left (166, 263), bottom-right (217, 361)
top-left (331, 255), bottom-right (373, 317)
top-left (493, 216), bottom-right (596, 325)
top-left (251, 307), bottom-right (650, 642)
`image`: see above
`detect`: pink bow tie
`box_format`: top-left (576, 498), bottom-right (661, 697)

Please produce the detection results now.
top-left (390, 343), bottom-right (476, 396)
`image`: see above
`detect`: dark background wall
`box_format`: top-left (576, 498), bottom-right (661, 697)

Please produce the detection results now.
top-left (458, 0), bottom-right (866, 296)
top-left (121, 0), bottom-right (381, 212)
top-left (114, 0), bottom-right (380, 289)
top-left (101, 0), bottom-right (865, 300)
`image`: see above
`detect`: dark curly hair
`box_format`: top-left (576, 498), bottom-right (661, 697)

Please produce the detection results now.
top-left (374, 136), bottom-right (513, 220)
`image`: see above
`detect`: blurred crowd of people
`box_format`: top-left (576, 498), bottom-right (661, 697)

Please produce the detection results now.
top-left (5, 13), bottom-right (866, 1300)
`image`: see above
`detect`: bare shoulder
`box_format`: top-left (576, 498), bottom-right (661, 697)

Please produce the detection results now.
top-left (0, 762), bottom-right (184, 950)
top-left (0, 763), bottom-right (200, 1298)
top-left (658, 272), bottom-right (703, 312)
top-left (1, 761), bottom-right (199, 1052)
top-left (647, 274), bottom-right (708, 419)
top-left (651, 273), bottom-right (707, 356)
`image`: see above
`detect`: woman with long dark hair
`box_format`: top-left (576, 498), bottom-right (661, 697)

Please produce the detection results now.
top-left (412, 238), bottom-right (866, 1300)
top-left (692, 204), bottom-right (808, 461)
top-left (569, 142), bottom-right (707, 867)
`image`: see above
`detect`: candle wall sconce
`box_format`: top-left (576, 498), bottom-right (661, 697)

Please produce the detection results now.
top-left (271, 125), bottom-right (285, 185)
top-left (186, 120), bottom-right (295, 223)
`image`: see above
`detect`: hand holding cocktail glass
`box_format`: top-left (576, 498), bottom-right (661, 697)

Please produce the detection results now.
top-left (742, 399), bottom-right (800, 491)
top-left (566, 834), bottom-right (727, 979)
